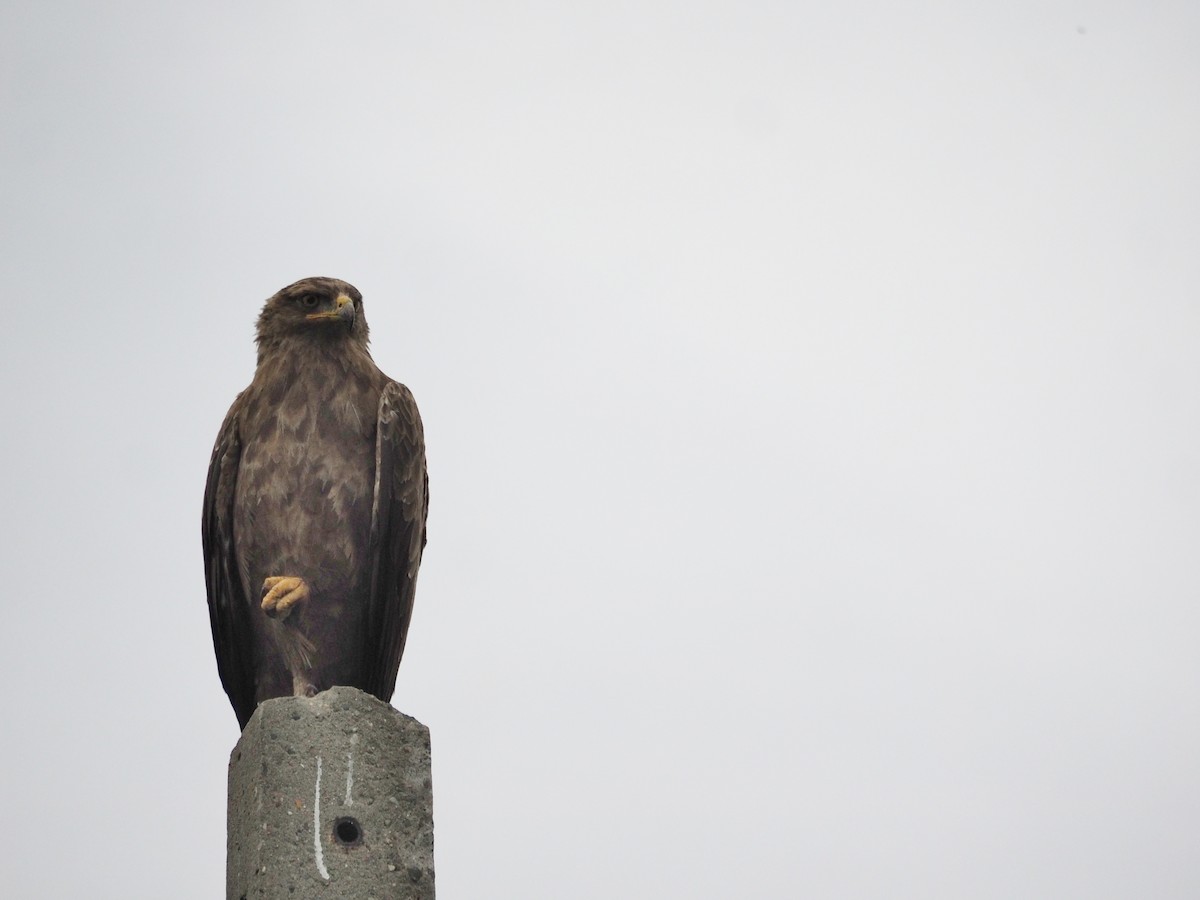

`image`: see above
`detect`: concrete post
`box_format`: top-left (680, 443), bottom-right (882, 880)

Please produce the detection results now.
top-left (226, 686), bottom-right (435, 899)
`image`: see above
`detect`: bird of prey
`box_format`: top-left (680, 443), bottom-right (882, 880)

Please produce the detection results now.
top-left (203, 277), bottom-right (428, 729)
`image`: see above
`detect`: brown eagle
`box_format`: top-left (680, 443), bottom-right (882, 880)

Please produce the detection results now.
top-left (203, 277), bottom-right (428, 729)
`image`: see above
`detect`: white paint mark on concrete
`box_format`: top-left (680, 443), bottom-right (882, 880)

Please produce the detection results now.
top-left (345, 732), bottom-right (359, 806)
top-left (313, 756), bottom-right (330, 881)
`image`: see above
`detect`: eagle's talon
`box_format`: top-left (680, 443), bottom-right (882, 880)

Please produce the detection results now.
top-left (261, 575), bottom-right (310, 620)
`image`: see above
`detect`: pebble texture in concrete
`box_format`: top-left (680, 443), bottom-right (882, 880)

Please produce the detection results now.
top-left (227, 686), bottom-right (434, 899)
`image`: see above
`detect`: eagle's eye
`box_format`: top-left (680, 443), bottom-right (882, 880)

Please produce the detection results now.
top-left (298, 293), bottom-right (321, 309)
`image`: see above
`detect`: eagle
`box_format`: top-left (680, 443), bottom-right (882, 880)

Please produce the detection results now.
top-left (202, 277), bottom-right (428, 729)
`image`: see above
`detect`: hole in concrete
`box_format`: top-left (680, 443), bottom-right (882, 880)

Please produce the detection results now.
top-left (333, 816), bottom-right (362, 847)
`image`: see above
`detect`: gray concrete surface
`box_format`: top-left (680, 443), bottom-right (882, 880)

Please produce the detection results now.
top-left (226, 687), bottom-right (434, 899)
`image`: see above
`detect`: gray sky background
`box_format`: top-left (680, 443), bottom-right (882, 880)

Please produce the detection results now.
top-left (3, 2), bottom-right (1199, 897)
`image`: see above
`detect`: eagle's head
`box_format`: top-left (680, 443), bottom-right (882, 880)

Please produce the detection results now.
top-left (255, 277), bottom-right (369, 359)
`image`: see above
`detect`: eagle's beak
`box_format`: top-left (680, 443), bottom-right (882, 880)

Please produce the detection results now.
top-left (306, 294), bottom-right (356, 324)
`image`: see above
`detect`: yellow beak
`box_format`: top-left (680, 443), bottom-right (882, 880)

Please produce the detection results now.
top-left (306, 295), bottom-right (355, 322)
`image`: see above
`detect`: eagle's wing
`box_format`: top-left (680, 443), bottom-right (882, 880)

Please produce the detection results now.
top-left (364, 381), bottom-right (429, 701)
top-left (202, 393), bottom-right (257, 728)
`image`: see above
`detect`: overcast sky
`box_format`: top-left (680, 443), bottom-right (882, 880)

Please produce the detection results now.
top-left (3, 2), bottom-right (1199, 897)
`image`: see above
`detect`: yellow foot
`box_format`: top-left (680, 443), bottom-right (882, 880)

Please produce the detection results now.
top-left (261, 575), bottom-right (310, 620)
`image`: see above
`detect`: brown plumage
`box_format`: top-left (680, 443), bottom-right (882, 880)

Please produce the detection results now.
top-left (203, 277), bottom-right (428, 729)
